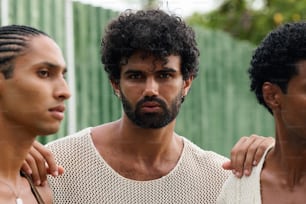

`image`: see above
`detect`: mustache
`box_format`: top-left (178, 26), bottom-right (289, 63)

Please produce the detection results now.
top-left (136, 96), bottom-right (167, 108)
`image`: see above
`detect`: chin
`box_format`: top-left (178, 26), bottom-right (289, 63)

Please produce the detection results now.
top-left (37, 125), bottom-right (60, 136)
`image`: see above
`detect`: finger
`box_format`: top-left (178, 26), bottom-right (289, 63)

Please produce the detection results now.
top-left (32, 141), bottom-right (58, 177)
top-left (21, 161), bottom-right (32, 175)
top-left (24, 150), bottom-right (41, 185)
top-left (252, 136), bottom-right (275, 166)
top-left (230, 136), bottom-right (249, 177)
top-left (47, 165), bottom-right (64, 176)
top-left (242, 135), bottom-right (265, 176)
top-left (221, 160), bottom-right (232, 170)
top-left (58, 166), bottom-right (65, 175)
top-left (233, 135), bottom-right (264, 176)
top-left (29, 146), bottom-right (48, 185)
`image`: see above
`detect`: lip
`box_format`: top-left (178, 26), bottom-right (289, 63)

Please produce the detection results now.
top-left (141, 101), bottom-right (160, 106)
top-left (140, 101), bottom-right (161, 112)
top-left (49, 105), bottom-right (66, 120)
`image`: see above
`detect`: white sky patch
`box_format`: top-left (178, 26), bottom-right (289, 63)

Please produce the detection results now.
top-left (73, 0), bottom-right (223, 17)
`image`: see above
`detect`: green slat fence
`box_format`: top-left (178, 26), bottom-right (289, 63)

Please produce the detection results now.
top-left (0, 0), bottom-right (274, 157)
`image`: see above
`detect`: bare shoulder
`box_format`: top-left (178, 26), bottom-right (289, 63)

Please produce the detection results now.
top-left (92, 121), bottom-right (118, 133)
top-left (91, 121), bottom-right (119, 142)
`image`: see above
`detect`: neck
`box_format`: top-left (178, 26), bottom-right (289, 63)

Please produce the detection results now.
top-left (91, 119), bottom-right (184, 180)
top-left (0, 121), bottom-right (36, 180)
top-left (120, 116), bottom-right (179, 155)
top-left (268, 119), bottom-right (306, 188)
top-left (93, 117), bottom-right (182, 163)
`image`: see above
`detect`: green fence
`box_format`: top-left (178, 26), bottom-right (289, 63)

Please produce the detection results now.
top-left (0, 0), bottom-right (274, 157)
top-left (177, 27), bottom-right (274, 156)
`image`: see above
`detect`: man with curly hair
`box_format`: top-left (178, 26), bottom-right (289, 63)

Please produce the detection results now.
top-left (217, 22), bottom-right (306, 203)
top-left (24, 9), bottom-right (273, 203)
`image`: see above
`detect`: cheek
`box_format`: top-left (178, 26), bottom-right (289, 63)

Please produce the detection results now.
top-left (5, 82), bottom-right (48, 107)
top-left (281, 97), bottom-right (306, 125)
top-left (162, 82), bottom-right (184, 97)
top-left (119, 83), bottom-right (142, 98)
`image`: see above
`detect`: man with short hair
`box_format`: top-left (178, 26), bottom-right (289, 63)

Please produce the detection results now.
top-left (217, 22), bottom-right (306, 203)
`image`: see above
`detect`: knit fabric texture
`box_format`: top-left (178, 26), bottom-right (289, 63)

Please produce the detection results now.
top-left (217, 146), bottom-right (273, 204)
top-left (47, 128), bottom-right (230, 204)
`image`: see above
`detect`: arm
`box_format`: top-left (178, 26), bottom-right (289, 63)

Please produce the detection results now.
top-left (222, 134), bottom-right (274, 177)
top-left (21, 141), bottom-right (64, 186)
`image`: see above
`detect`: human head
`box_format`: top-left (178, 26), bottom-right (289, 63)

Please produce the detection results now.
top-left (248, 22), bottom-right (306, 114)
top-left (0, 25), bottom-right (70, 135)
top-left (0, 25), bottom-right (48, 78)
top-left (101, 9), bottom-right (200, 83)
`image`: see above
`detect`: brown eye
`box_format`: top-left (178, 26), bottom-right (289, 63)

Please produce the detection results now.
top-left (38, 70), bottom-right (50, 78)
top-left (129, 73), bottom-right (142, 79)
top-left (159, 73), bottom-right (171, 79)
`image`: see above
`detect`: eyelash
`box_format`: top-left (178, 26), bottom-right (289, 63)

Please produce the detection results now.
top-left (127, 73), bottom-right (173, 80)
top-left (37, 69), bottom-right (67, 80)
top-left (37, 70), bottom-right (50, 78)
top-left (159, 73), bottom-right (171, 78)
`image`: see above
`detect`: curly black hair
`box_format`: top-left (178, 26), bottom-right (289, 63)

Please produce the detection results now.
top-left (249, 22), bottom-right (306, 114)
top-left (101, 9), bottom-right (199, 83)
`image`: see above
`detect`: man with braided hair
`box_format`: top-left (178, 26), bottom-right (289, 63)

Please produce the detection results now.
top-left (0, 25), bottom-right (70, 204)
top-left (23, 9), bottom-right (273, 203)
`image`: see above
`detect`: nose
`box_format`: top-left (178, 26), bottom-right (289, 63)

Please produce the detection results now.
top-left (54, 78), bottom-right (71, 101)
top-left (143, 77), bottom-right (158, 97)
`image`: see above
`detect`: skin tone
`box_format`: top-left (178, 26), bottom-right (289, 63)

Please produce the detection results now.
top-left (260, 60), bottom-right (306, 203)
top-left (91, 52), bottom-right (192, 180)
top-left (21, 49), bottom-right (274, 184)
top-left (0, 35), bottom-right (70, 203)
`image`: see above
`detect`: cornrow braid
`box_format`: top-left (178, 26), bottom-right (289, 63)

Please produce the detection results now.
top-left (0, 25), bottom-right (48, 78)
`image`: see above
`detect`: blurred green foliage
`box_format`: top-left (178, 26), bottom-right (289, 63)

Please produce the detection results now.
top-left (187, 0), bottom-right (306, 44)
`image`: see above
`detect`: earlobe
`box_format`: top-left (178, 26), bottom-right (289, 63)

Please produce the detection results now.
top-left (115, 92), bottom-right (121, 98)
top-left (110, 79), bottom-right (120, 97)
top-left (262, 82), bottom-right (280, 109)
top-left (183, 77), bottom-right (193, 96)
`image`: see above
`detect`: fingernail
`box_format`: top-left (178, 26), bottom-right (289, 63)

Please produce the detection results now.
top-left (253, 160), bottom-right (257, 165)
top-left (36, 180), bottom-right (41, 186)
top-left (235, 171), bottom-right (241, 177)
top-left (53, 171), bottom-right (58, 177)
top-left (244, 169), bottom-right (249, 176)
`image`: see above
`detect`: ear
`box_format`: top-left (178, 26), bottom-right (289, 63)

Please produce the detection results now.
top-left (110, 79), bottom-right (120, 97)
top-left (262, 82), bottom-right (281, 110)
top-left (182, 76), bottom-right (193, 97)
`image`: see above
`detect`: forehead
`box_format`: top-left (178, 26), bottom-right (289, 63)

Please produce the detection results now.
top-left (296, 60), bottom-right (306, 75)
top-left (15, 35), bottom-right (66, 68)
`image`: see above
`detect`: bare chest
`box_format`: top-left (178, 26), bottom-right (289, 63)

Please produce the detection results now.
top-left (107, 155), bottom-right (178, 180)
top-left (260, 174), bottom-right (306, 204)
top-left (98, 147), bottom-right (179, 181)
top-left (261, 186), bottom-right (306, 204)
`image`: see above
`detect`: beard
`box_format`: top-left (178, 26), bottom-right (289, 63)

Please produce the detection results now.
top-left (120, 91), bottom-right (183, 129)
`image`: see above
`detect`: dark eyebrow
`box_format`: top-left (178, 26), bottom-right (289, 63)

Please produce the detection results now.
top-left (158, 67), bottom-right (177, 73)
top-left (124, 67), bottom-right (177, 73)
top-left (123, 69), bottom-right (142, 75)
top-left (40, 62), bottom-right (67, 73)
